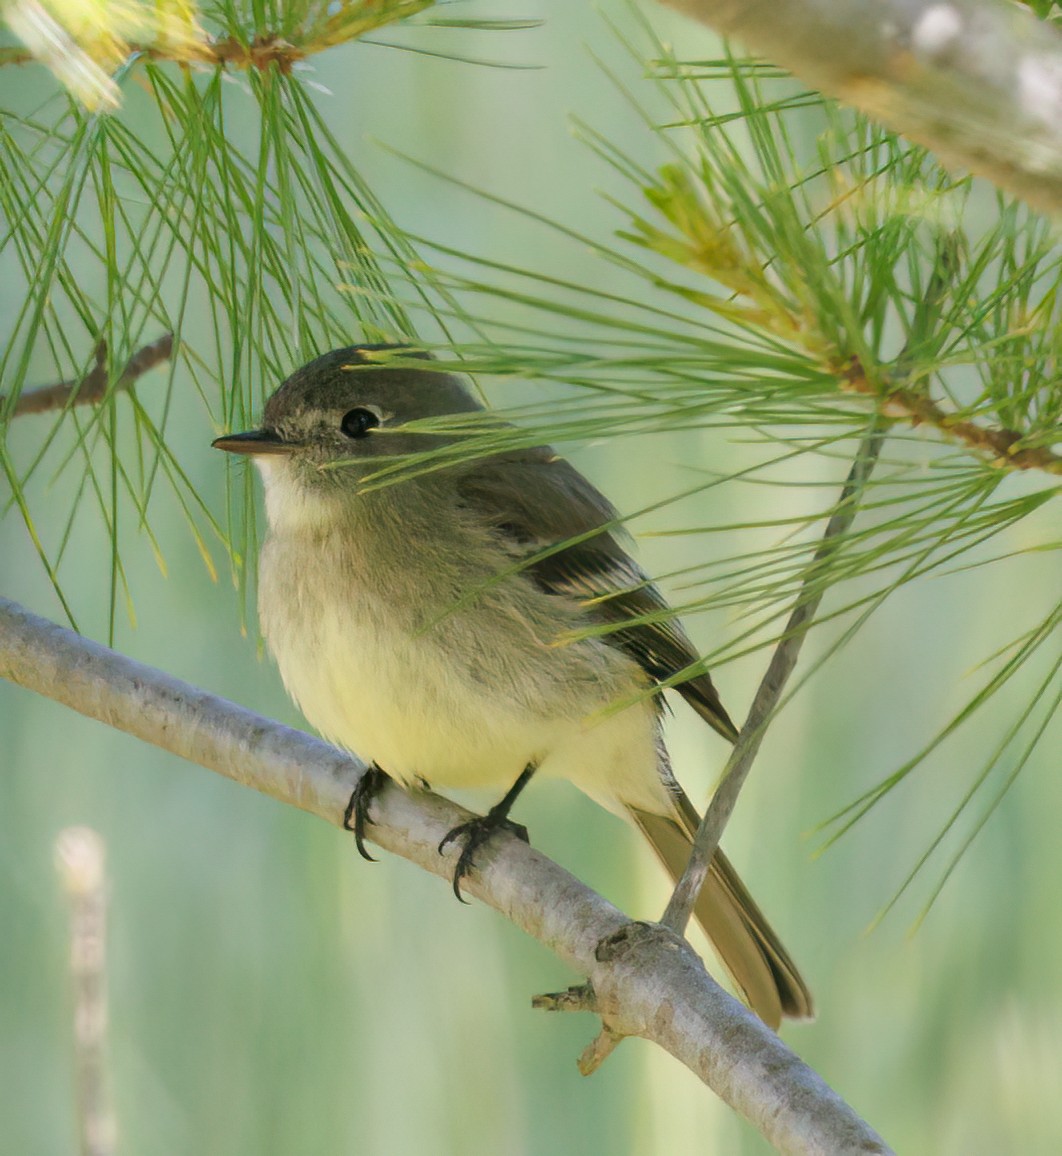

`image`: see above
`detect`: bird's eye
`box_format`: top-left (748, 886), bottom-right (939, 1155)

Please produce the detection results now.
top-left (340, 407), bottom-right (380, 439)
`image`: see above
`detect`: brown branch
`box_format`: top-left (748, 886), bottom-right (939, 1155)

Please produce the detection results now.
top-left (1, 35), bottom-right (309, 73)
top-left (0, 47), bottom-right (34, 65)
top-left (0, 33), bottom-right (306, 72)
top-left (4, 333), bottom-right (173, 418)
top-left (837, 356), bottom-right (1062, 475)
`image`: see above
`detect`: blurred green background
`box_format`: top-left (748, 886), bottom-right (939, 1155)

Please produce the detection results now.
top-left (2, 2), bottom-right (1060, 1153)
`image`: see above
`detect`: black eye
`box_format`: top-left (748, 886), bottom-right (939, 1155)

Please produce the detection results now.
top-left (340, 407), bottom-right (380, 439)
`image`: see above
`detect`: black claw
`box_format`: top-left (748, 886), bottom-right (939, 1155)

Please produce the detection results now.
top-left (343, 764), bottom-right (389, 861)
top-left (438, 813), bottom-right (530, 901)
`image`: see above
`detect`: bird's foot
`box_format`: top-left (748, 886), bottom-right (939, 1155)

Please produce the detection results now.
top-left (342, 763), bottom-right (389, 861)
top-left (438, 808), bottom-right (529, 902)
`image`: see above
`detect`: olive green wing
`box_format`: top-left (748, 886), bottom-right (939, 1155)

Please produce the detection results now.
top-left (457, 447), bottom-right (738, 741)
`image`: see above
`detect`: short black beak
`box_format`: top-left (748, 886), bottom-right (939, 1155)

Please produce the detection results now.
top-left (212, 429), bottom-right (295, 456)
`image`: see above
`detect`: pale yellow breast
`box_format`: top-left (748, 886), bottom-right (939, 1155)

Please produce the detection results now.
top-left (253, 457), bottom-right (667, 814)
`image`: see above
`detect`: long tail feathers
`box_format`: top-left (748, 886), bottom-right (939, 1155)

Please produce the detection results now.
top-left (629, 793), bottom-right (813, 1030)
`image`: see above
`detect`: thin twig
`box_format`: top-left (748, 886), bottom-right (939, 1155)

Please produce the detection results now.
top-left (663, 240), bottom-right (950, 933)
top-left (3, 333), bottom-right (174, 418)
top-left (663, 423), bottom-right (885, 933)
top-left (0, 595), bottom-right (892, 1155)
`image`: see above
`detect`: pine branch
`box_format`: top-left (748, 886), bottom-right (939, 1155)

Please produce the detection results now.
top-left (838, 356), bottom-right (1062, 476)
top-left (659, 0), bottom-right (1062, 214)
top-left (0, 1), bottom-right (436, 109)
top-left (0, 594), bottom-right (892, 1156)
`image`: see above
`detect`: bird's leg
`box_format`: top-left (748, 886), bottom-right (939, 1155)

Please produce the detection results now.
top-left (438, 764), bottom-right (536, 901)
top-left (342, 763), bottom-right (390, 861)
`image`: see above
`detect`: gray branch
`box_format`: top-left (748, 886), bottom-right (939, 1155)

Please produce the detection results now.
top-left (660, 0), bottom-right (1062, 214)
top-left (0, 595), bottom-right (892, 1155)
top-left (663, 426), bottom-right (884, 933)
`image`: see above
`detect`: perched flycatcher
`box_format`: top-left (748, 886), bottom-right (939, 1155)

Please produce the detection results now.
top-left (214, 344), bottom-right (812, 1028)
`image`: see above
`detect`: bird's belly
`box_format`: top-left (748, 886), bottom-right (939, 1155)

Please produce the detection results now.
top-left (271, 618), bottom-right (665, 820)
top-left (261, 583), bottom-right (570, 791)
top-left (257, 528), bottom-right (663, 811)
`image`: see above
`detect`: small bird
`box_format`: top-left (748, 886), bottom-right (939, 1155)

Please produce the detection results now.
top-left (213, 344), bottom-right (812, 1028)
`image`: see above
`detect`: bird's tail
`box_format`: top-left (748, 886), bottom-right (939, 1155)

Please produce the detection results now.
top-left (628, 791), bottom-right (813, 1030)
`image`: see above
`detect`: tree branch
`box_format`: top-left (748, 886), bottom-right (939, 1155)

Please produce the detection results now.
top-left (663, 424), bottom-right (884, 933)
top-left (2, 334), bottom-right (174, 418)
top-left (0, 2), bottom-right (435, 83)
top-left (837, 357), bottom-right (1062, 476)
top-left (0, 594), bottom-right (892, 1155)
top-left (660, 0), bottom-right (1062, 215)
